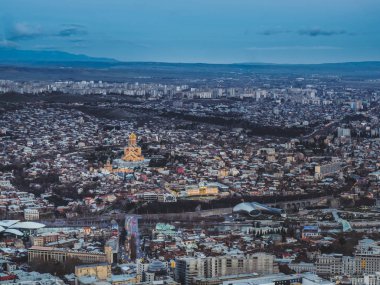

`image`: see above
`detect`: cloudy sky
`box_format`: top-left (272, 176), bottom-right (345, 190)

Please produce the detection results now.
top-left (1, 0), bottom-right (380, 63)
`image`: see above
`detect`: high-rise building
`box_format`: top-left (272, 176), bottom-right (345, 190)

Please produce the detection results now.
top-left (337, 127), bottom-right (351, 137)
top-left (316, 241), bottom-right (380, 277)
top-left (175, 253), bottom-right (277, 285)
top-left (314, 162), bottom-right (341, 179)
top-left (125, 215), bottom-right (140, 260)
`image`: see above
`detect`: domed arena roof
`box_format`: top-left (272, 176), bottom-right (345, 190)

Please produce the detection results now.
top-left (233, 202), bottom-right (256, 213)
top-left (0, 220), bottom-right (45, 233)
top-left (233, 202), bottom-right (284, 217)
top-left (9, 221), bottom-right (46, 229)
top-left (0, 220), bottom-right (20, 228)
top-left (148, 260), bottom-right (166, 272)
top-left (3, 228), bottom-right (24, 236)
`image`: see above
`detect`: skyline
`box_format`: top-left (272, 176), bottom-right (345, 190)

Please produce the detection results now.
top-left (1, 0), bottom-right (380, 64)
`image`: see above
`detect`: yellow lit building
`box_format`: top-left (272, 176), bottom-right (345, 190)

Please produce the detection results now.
top-left (76, 264), bottom-right (138, 285)
top-left (111, 275), bottom-right (138, 285)
top-left (218, 168), bottom-right (228, 178)
top-left (122, 133), bottom-right (145, 162)
top-left (102, 133), bottom-right (149, 174)
top-left (75, 263), bottom-right (111, 280)
top-left (182, 183), bottom-right (219, 197)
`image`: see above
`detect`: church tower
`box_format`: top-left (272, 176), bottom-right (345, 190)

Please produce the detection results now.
top-left (129, 132), bottom-right (137, 146)
top-left (122, 133), bottom-right (144, 162)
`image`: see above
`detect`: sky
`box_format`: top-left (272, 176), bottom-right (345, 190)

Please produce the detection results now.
top-left (1, 0), bottom-right (380, 64)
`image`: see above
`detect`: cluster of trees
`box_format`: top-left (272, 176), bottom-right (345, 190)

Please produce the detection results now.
top-left (339, 196), bottom-right (375, 209)
top-left (84, 148), bottom-right (118, 164)
top-left (320, 233), bottom-right (362, 256)
top-left (298, 137), bottom-right (329, 155)
top-left (279, 264), bottom-right (295, 274)
top-left (342, 114), bottom-right (370, 123)
top-left (249, 227), bottom-right (287, 239)
top-left (132, 192), bottom-right (329, 214)
top-left (0, 163), bottom-right (24, 173)
top-left (11, 166), bottom-right (60, 197)
top-left (29, 257), bottom-right (83, 276)
top-left (161, 111), bottom-right (308, 137)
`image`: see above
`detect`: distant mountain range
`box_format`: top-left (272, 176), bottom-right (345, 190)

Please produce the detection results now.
top-left (1, 47), bottom-right (380, 81)
top-left (2, 47), bottom-right (380, 68)
top-left (0, 47), bottom-right (118, 65)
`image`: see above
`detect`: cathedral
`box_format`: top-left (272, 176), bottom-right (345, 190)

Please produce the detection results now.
top-left (105, 133), bottom-right (150, 175)
top-left (122, 133), bottom-right (145, 162)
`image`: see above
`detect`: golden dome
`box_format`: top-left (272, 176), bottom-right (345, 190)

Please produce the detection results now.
top-left (129, 132), bottom-right (137, 140)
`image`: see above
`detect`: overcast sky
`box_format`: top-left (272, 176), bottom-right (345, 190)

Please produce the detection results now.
top-left (1, 0), bottom-right (380, 63)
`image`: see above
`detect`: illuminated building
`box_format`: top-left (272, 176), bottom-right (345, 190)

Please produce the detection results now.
top-left (108, 133), bottom-right (150, 175)
top-left (122, 133), bottom-right (144, 162)
top-left (75, 263), bottom-right (111, 280)
top-left (181, 182), bottom-right (219, 197)
top-left (218, 168), bottom-right (228, 178)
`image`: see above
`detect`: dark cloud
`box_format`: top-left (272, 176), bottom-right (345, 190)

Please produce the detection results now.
top-left (297, 29), bottom-right (348, 37)
top-left (57, 25), bottom-right (87, 37)
top-left (259, 29), bottom-right (291, 36)
top-left (69, 39), bottom-right (85, 43)
top-left (2, 21), bottom-right (89, 49)
top-left (246, 45), bottom-right (341, 51)
top-left (258, 28), bottom-right (352, 37)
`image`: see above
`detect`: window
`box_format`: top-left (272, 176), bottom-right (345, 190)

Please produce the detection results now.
top-left (226, 259), bottom-right (232, 268)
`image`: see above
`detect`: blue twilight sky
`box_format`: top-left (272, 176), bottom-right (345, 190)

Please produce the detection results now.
top-left (1, 0), bottom-right (380, 64)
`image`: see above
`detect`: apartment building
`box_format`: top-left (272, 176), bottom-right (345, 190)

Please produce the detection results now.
top-left (175, 253), bottom-right (277, 285)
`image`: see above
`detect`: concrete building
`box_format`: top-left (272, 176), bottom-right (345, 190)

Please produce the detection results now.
top-left (289, 262), bottom-right (316, 274)
top-left (24, 208), bottom-right (40, 221)
top-left (315, 254), bottom-right (345, 276)
top-left (221, 273), bottom-right (333, 285)
top-left (30, 233), bottom-right (60, 246)
top-left (337, 127), bottom-right (351, 137)
top-left (28, 246), bottom-right (113, 264)
top-left (158, 193), bottom-right (177, 202)
top-left (75, 263), bottom-right (111, 281)
top-left (315, 162), bottom-right (341, 179)
top-left (175, 253), bottom-right (277, 285)
top-left (181, 183), bottom-right (219, 198)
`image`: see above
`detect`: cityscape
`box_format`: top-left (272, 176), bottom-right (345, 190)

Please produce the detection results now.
top-left (1, 1), bottom-right (380, 285)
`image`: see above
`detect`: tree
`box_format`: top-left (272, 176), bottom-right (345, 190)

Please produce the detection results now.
top-left (29, 257), bottom-right (83, 276)
top-left (282, 231), bottom-right (287, 243)
top-left (279, 264), bottom-right (295, 274)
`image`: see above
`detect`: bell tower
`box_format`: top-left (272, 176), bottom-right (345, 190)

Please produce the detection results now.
top-left (129, 133), bottom-right (137, 146)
